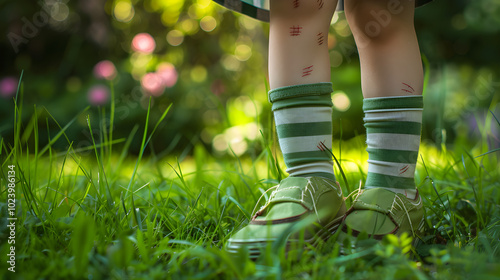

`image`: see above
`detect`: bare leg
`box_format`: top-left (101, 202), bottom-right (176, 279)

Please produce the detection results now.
top-left (269, 0), bottom-right (338, 89)
top-left (345, 0), bottom-right (423, 98)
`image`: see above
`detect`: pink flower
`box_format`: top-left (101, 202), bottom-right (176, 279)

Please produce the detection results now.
top-left (0, 77), bottom-right (18, 99)
top-left (156, 63), bottom-right (178, 88)
top-left (131, 33), bottom-right (156, 54)
top-left (93, 60), bottom-right (117, 80)
top-left (141, 73), bottom-right (164, 96)
top-left (88, 85), bottom-right (109, 106)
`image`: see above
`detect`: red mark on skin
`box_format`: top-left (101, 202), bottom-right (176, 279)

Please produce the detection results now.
top-left (317, 0), bottom-right (324, 9)
top-left (399, 165), bottom-right (410, 175)
top-left (317, 141), bottom-right (325, 151)
top-left (318, 140), bottom-right (328, 152)
top-left (302, 65), bottom-right (314, 77)
top-left (402, 83), bottom-right (415, 94)
top-left (290, 25), bottom-right (303, 36)
top-left (317, 32), bottom-right (325, 45)
top-left (293, 0), bottom-right (300, 8)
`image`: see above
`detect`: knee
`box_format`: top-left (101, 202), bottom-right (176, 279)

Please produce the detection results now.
top-left (345, 0), bottom-right (415, 43)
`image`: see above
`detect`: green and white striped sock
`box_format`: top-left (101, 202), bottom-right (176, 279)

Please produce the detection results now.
top-left (270, 83), bottom-right (335, 181)
top-left (363, 95), bottom-right (423, 199)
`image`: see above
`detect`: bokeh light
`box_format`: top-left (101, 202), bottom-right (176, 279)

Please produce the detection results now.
top-left (113, 0), bottom-right (135, 23)
top-left (88, 85), bottom-right (110, 106)
top-left (93, 60), bottom-right (117, 80)
top-left (235, 44), bottom-right (252, 61)
top-left (332, 91), bottom-right (351, 112)
top-left (130, 53), bottom-right (152, 69)
top-left (51, 2), bottom-right (70, 22)
top-left (212, 123), bottom-right (260, 156)
top-left (190, 65), bottom-right (207, 83)
top-left (141, 72), bottom-right (164, 96)
top-left (330, 51), bottom-right (343, 68)
top-left (166, 30), bottom-right (184, 46)
top-left (160, 0), bottom-right (183, 26)
top-left (181, 18), bottom-right (199, 35)
top-left (221, 55), bottom-right (241, 71)
top-left (0, 77), bottom-right (18, 99)
top-left (334, 19), bottom-right (351, 37)
top-left (200, 16), bottom-right (217, 32)
top-left (131, 33), bottom-right (156, 54)
top-left (156, 63), bottom-right (178, 88)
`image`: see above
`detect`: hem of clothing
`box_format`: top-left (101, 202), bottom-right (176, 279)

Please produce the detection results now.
top-left (213, 0), bottom-right (434, 22)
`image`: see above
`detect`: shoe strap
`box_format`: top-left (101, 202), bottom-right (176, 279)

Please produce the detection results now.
top-left (250, 212), bottom-right (307, 225)
top-left (255, 177), bottom-right (339, 217)
top-left (351, 188), bottom-right (398, 214)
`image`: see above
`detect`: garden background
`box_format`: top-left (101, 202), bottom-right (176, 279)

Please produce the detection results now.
top-left (0, 0), bottom-right (499, 279)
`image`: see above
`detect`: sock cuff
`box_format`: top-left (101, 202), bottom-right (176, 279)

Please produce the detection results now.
top-left (363, 95), bottom-right (423, 112)
top-left (269, 83), bottom-right (333, 111)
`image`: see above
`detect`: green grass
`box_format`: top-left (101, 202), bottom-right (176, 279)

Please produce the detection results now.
top-left (1, 84), bottom-right (500, 280)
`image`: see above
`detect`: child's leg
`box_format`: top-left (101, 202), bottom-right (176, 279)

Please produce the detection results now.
top-left (269, 0), bottom-right (337, 89)
top-left (269, 0), bottom-right (339, 180)
top-left (345, 0), bottom-right (423, 98)
top-left (346, 0), bottom-right (423, 198)
top-left (342, 0), bottom-right (424, 237)
top-left (226, 0), bottom-right (347, 257)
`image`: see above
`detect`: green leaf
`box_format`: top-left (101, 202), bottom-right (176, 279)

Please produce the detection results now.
top-left (71, 213), bottom-right (96, 276)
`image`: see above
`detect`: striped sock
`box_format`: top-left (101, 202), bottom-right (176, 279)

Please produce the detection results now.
top-left (363, 95), bottom-right (423, 199)
top-left (270, 83), bottom-right (335, 181)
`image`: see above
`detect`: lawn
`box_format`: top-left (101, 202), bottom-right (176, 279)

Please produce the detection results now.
top-left (1, 86), bottom-right (499, 280)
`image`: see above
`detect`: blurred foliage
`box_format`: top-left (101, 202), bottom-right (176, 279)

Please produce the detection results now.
top-left (0, 0), bottom-right (499, 158)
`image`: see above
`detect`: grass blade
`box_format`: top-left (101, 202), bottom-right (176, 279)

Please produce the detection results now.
top-left (38, 106), bottom-right (90, 157)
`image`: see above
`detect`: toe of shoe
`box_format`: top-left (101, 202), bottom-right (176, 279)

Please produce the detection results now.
top-left (225, 223), bottom-right (291, 255)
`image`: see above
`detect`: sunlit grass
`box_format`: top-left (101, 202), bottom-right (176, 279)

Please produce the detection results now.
top-left (0, 82), bottom-right (499, 279)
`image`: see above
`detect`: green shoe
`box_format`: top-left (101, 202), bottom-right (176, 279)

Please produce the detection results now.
top-left (341, 188), bottom-right (425, 240)
top-left (226, 177), bottom-right (346, 259)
